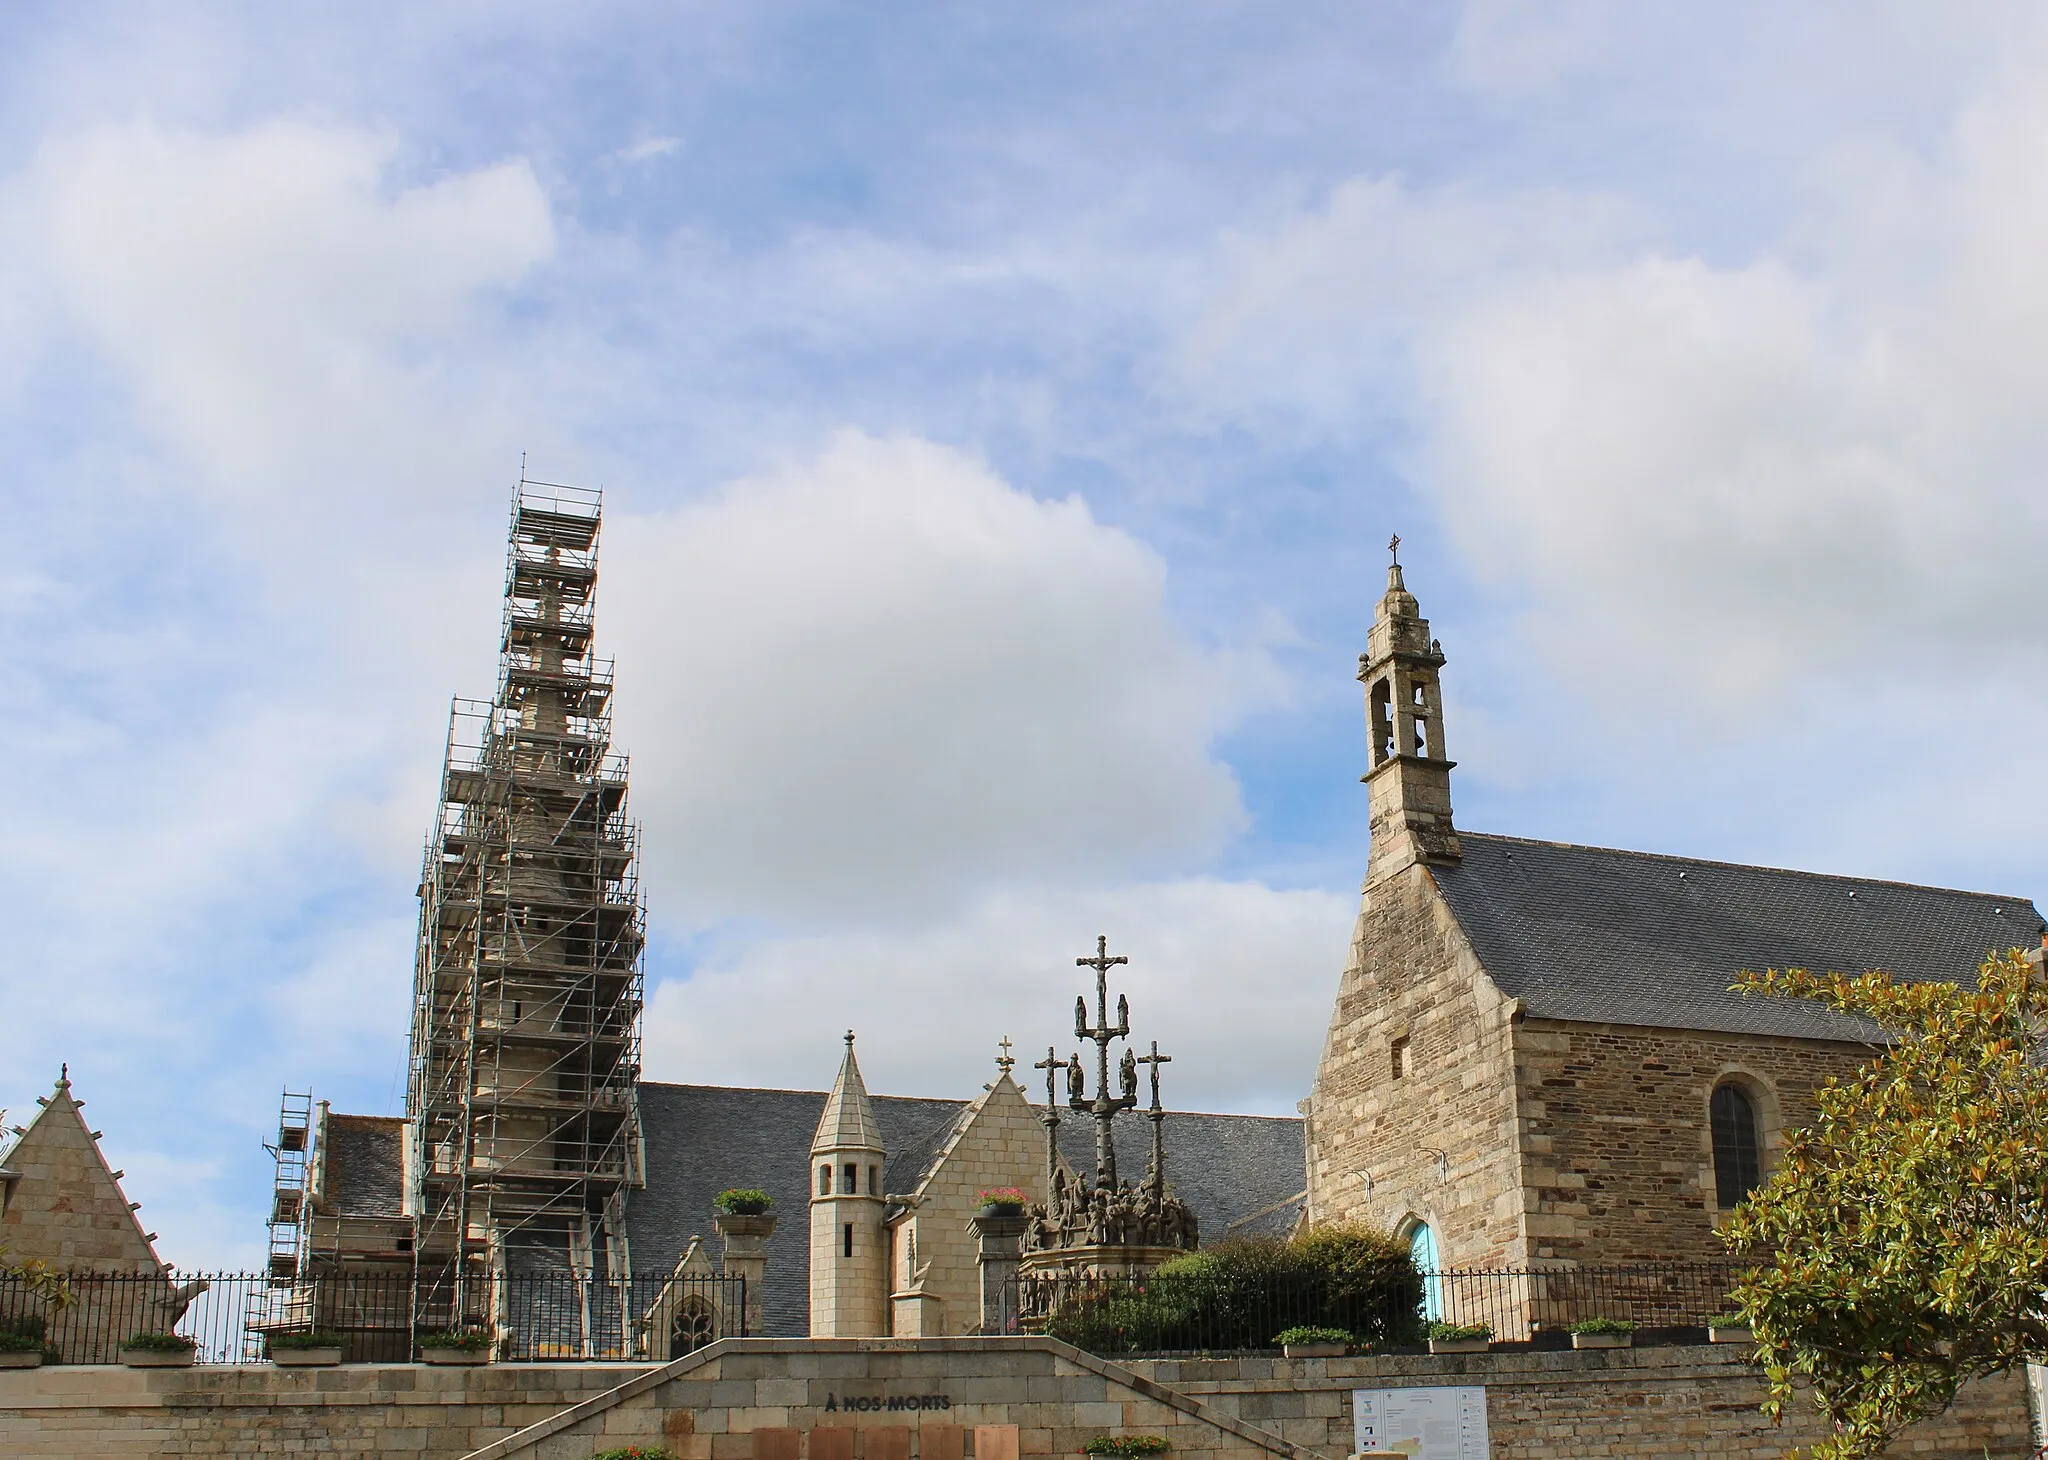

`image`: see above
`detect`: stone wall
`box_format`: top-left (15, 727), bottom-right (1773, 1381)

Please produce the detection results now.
top-left (889, 1075), bottom-right (1047, 1337)
top-left (4, 1340), bottom-right (2031, 1460)
top-left (1129, 1346), bottom-right (2031, 1460)
top-left (1511, 1019), bottom-right (1869, 1263)
top-left (0, 1361), bottom-right (644, 1459)
top-left (1305, 862), bottom-right (1528, 1266)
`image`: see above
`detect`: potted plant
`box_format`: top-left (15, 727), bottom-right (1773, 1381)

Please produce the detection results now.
top-left (591, 1449), bottom-right (676, 1460)
top-left (713, 1188), bottom-right (773, 1217)
top-left (1275, 1325), bottom-right (1353, 1358)
top-left (976, 1187), bottom-right (1030, 1218)
top-left (418, 1329), bottom-right (493, 1365)
top-left (0, 1329), bottom-right (43, 1370)
top-left (120, 1332), bottom-right (199, 1368)
top-left (1568, 1318), bottom-right (1636, 1350)
top-left (268, 1331), bottom-right (346, 1367)
top-left (1426, 1320), bottom-right (1493, 1354)
top-left (1081, 1438), bottom-right (1171, 1457)
top-left (1706, 1314), bottom-right (1753, 1344)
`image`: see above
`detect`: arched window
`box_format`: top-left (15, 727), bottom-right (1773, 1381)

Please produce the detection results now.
top-left (1407, 1220), bottom-right (1442, 1322)
top-left (1711, 1083), bottom-right (1763, 1208)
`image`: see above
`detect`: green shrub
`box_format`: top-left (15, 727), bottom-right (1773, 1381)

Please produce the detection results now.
top-left (1426, 1321), bottom-right (1491, 1342)
top-left (0, 1314), bottom-right (47, 1342)
top-left (122, 1331), bottom-right (197, 1352)
top-left (1707, 1314), bottom-right (1750, 1328)
top-left (1081, 1437), bottom-right (1171, 1456)
top-left (1568, 1318), bottom-right (1636, 1336)
top-left (592, 1449), bottom-right (674, 1460)
top-left (418, 1329), bottom-right (492, 1351)
top-left (976, 1187), bottom-right (1030, 1210)
top-left (1046, 1221), bottom-right (1423, 1356)
top-left (1273, 1326), bottom-right (1352, 1347)
top-left (714, 1189), bottom-right (773, 1215)
top-left (269, 1332), bottom-right (345, 1351)
top-left (0, 1332), bottom-right (41, 1353)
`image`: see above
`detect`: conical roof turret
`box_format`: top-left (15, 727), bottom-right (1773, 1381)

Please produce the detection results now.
top-left (811, 1032), bottom-right (884, 1154)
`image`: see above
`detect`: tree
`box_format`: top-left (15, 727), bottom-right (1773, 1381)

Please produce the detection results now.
top-left (1720, 948), bottom-right (2048, 1460)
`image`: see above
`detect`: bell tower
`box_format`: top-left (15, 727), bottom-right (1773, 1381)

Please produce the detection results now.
top-left (1360, 537), bottom-right (1460, 884)
top-left (808, 1032), bottom-right (887, 1336)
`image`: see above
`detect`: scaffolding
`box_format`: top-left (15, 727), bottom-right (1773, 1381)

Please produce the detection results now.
top-left (406, 478), bottom-right (646, 1333)
top-left (241, 1089), bottom-right (314, 1356)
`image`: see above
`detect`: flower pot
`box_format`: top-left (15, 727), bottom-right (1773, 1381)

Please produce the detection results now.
top-left (1427, 1337), bottom-right (1490, 1354)
top-left (1570, 1332), bottom-right (1632, 1350)
top-left (421, 1347), bottom-right (491, 1365)
top-left (121, 1347), bottom-right (197, 1367)
top-left (1282, 1342), bottom-right (1346, 1358)
top-left (270, 1348), bottom-right (344, 1367)
top-left (0, 1350), bottom-right (43, 1369)
top-left (1708, 1326), bottom-right (1753, 1345)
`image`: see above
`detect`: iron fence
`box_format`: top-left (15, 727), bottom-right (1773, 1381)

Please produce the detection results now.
top-left (0, 1269), bottom-right (746, 1366)
top-left (1012, 1262), bottom-right (1747, 1356)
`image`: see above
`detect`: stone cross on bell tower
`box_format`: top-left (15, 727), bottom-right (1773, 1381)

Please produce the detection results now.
top-left (1360, 537), bottom-right (1461, 883)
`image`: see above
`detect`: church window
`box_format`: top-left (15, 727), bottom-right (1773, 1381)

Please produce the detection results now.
top-left (843, 1223), bottom-right (854, 1258)
top-left (670, 1296), bottom-right (715, 1358)
top-left (842, 1162), bottom-right (857, 1194)
top-left (1390, 1036), bottom-right (1409, 1080)
top-left (1711, 1083), bottom-right (1763, 1208)
top-left (819, 1164), bottom-right (831, 1195)
top-left (1370, 678), bottom-right (1393, 765)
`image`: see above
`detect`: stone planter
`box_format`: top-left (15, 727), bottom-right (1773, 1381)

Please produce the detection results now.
top-left (1570, 1332), bottom-right (1633, 1350)
top-left (120, 1347), bottom-right (198, 1367)
top-left (0, 1350), bottom-right (43, 1369)
top-left (270, 1347), bottom-right (344, 1367)
top-left (1708, 1326), bottom-right (1754, 1344)
top-left (420, 1346), bottom-right (491, 1365)
top-left (1282, 1342), bottom-right (1347, 1358)
top-left (1427, 1336), bottom-right (1491, 1354)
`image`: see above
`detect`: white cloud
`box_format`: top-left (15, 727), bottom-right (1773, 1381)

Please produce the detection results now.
top-left (1183, 41), bottom-right (2048, 704)
top-left (606, 431), bottom-right (1280, 923)
top-left (24, 118), bottom-right (554, 499)
top-left (643, 876), bottom-right (1351, 1114)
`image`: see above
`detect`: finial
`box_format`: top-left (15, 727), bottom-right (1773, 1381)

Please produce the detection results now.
top-left (844, 1030), bottom-right (855, 1049)
top-left (1388, 532), bottom-right (1401, 566)
top-left (58, 1063), bottom-right (69, 1087)
top-left (996, 1036), bottom-right (1015, 1074)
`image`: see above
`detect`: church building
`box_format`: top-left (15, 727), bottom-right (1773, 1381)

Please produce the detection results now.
top-left (259, 484), bottom-right (2041, 1353)
top-left (1302, 555), bottom-right (2044, 1272)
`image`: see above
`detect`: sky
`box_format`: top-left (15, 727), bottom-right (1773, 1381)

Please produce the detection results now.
top-left (4, 1), bottom-right (2048, 1269)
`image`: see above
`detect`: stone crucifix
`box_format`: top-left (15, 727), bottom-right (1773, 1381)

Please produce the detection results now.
top-left (1137, 1040), bottom-right (1172, 1200)
top-left (1032, 1045), bottom-right (1065, 1187)
top-left (1071, 935), bottom-right (1138, 1190)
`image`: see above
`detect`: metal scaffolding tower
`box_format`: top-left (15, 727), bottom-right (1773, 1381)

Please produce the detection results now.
top-left (406, 478), bottom-right (646, 1327)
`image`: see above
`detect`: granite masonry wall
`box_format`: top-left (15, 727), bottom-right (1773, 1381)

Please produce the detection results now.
top-left (1510, 1018), bottom-right (1873, 1264)
top-left (1305, 862), bottom-right (1528, 1266)
top-left (10, 1336), bottom-right (2029, 1460)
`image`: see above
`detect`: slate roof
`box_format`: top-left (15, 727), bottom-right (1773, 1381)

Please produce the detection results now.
top-left (323, 1115), bottom-right (405, 1218)
top-left (1434, 833), bottom-right (2045, 1042)
top-left (624, 1081), bottom-right (1306, 1335)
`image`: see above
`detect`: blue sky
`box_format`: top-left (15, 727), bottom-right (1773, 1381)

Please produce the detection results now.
top-left (5, 2), bottom-right (2047, 1266)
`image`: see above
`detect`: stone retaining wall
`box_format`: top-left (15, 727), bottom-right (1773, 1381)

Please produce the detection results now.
top-left (0, 1339), bottom-right (2032, 1460)
top-left (1127, 1346), bottom-right (2031, 1459)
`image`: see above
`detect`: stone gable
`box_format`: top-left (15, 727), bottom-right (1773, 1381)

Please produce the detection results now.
top-left (1, 1072), bottom-right (163, 1274)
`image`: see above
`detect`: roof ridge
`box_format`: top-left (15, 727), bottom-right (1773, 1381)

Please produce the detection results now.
top-left (1459, 830), bottom-right (2039, 908)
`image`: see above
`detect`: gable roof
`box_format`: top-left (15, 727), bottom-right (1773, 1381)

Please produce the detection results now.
top-left (625, 1080), bottom-right (1307, 1334)
top-left (1434, 832), bottom-right (2045, 1041)
top-left (0, 1071), bottom-right (165, 1273)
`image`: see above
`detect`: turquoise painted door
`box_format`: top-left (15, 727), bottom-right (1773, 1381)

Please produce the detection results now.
top-left (1409, 1222), bottom-right (1443, 1322)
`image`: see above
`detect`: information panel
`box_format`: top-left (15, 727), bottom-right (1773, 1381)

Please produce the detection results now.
top-left (1352, 1386), bottom-right (1490, 1460)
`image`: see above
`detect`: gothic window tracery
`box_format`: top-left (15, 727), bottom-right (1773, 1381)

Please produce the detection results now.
top-left (1710, 1082), bottom-right (1763, 1208)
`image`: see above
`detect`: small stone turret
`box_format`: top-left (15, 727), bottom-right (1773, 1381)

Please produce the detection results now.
top-left (1360, 543), bottom-right (1460, 884)
top-left (808, 1032), bottom-right (887, 1336)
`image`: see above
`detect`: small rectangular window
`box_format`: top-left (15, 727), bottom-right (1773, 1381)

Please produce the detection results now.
top-left (841, 1162), bottom-right (857, 1194)
top-left (843, 1223), bottom-right (854, 1258)
top-left (819, 1164), bottom-right (831, 1195)
top-left (1391, 1036), bottom-right (1410, 1080)
top-left (869, 1165), bottom-right (879, 1195)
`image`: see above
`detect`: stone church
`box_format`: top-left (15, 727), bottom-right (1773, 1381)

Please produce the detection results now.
top-left (1299, 557), bottom-right (2043, 1272)
top-left (256, 485), bottom-right (2040, 1350)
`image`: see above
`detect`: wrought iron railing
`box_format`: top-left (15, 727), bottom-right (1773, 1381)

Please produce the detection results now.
top-left (1012, 1262), bottom-right (1747, 1356)
top-left (0, 1269), bottom-right (746, 1366)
